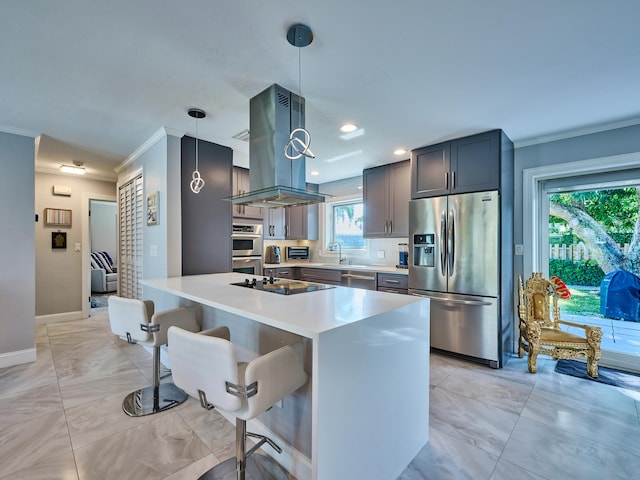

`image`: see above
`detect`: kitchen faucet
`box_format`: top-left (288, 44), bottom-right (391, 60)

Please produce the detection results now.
top-left (332, 242), bottom-right (346, 264)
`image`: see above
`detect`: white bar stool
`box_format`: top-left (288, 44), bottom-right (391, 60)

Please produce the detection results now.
top-left (108, 296), bottom-right (199, 416)
top-left (168, 325), bottom-right (308, 480)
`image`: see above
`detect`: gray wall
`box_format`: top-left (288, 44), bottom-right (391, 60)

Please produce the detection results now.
top-left (513, 123), bottom-right (640, 281)
top-left (117, 131), bottom-right (184, 289)
top-left (0, 132), bottom-right (35, 358)
top-left (35, 172), bottom-right (115, 316)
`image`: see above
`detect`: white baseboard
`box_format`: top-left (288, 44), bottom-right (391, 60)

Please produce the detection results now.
top-left (36, 311), bottom-right (84, 325)
top-left (601, 351), bottom-right (640, 374)
top-left (0, 347), bottom-right (36, 368)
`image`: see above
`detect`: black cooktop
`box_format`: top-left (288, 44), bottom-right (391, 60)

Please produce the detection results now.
top-left (231, 277), bottom-right (335, 295)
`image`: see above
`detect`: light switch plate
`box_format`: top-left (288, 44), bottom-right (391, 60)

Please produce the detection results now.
top-left (150, 245), bottom-right (158, 257)
top-left (377, 250), bottom-right (385, 258)
top-left (515, 244), bottom-right (524, 255)
top-left (74, 243), bottom-right (81, 252)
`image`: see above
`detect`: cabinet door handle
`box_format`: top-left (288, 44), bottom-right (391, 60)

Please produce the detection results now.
top-left (452, 171), bottom-right (455, 189)
top-left (445, 172), bottom-right (449, 190)
top-left (388, 220), bottom-right (392, 233)
top-left (384, 279), bottom-right (401, 284)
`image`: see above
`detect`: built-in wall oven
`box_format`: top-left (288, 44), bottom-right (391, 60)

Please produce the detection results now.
top-left (232, 223), bottom-right (263, 275)
top-left (232, 256), bottom-right (263, 275)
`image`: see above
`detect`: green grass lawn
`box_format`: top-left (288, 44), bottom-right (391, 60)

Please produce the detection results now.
top-left (560, 287), bottom-right (604, 317)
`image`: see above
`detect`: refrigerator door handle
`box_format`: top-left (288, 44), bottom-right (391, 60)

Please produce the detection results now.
top-left (440, 210), bottom-right (447, 276)
top-left (448, 209), bottom-right (455, 275)
top-left (429, 296), bottom-right (493, 307)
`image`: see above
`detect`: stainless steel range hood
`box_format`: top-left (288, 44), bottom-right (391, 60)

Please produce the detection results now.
top-left (228, 84), bottom-right (328, 208)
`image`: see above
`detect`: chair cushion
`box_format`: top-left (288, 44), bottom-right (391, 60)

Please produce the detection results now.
top-left (539, 327), bottom-right (587, 344)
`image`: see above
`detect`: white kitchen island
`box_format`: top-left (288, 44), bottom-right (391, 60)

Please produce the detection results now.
top-left (142, 273), bottom-right (430, 480)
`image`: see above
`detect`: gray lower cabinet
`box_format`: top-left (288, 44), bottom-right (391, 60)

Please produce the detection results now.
top-left (298, 267), bottom-right (342, 285)
top-left (363, 160), bottom-right (410, 238)
top-left (264, 267), bottom-right (297, 279)
top-left (376, 273), bottom-right (408, 294)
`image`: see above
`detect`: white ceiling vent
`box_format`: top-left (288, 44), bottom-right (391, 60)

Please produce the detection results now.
top-left (232, 129), bottom-right (250, 141)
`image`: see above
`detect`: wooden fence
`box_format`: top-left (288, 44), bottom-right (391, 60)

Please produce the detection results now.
top-left (550, 243), bottom-right (631, 261)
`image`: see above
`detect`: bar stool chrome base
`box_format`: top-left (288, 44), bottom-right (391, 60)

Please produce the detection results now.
top-left (198, 453), bottom-right (296, 480)
top-left (122, 383), bottom-right (188, 417)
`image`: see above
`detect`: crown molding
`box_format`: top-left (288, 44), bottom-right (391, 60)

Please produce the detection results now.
top-left (0, 124), bottom-right (39, 138)
top-left (514, 117), bottom-right (640, 149)
top-left (115, 126), bottom-right (184, 173)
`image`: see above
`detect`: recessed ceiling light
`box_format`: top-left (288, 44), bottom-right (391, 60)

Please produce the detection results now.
top-left (310, 170), bottom-right (320, 176)
top-left (60, 165), bottom-right (85, 175)
top-left (339, 123), bottom-right (358, 133)
top-left (394, 148), bottom-right (408, 156)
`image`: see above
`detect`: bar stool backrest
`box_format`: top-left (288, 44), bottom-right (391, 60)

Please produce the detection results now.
top-left (108, 296), bottom-right (155, 344)
top-left (169, 326), bottom-right (243, 412)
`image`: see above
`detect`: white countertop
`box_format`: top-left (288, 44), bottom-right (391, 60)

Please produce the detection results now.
top-left (142, 272), bottom-right (423, 339)
top-left (263, 262), bottom-right (409, 275)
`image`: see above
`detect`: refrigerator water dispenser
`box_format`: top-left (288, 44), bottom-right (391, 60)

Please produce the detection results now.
top-left (413, 233), bottom-right (435, 267)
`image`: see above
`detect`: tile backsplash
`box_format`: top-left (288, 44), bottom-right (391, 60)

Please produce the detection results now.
top-left (265, 238), bottom-right (408, 267)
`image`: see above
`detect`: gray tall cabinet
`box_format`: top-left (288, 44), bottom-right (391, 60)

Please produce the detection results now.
top-left (181, 136), bottom-right (233, 275)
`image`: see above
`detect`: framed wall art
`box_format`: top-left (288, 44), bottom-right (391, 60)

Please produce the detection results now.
top-left (147, 191), bottom-right (159, 226)
top-left (44, 208), bottom-right (72, 227)
top-left (51, 231), bottom-right (67, 249)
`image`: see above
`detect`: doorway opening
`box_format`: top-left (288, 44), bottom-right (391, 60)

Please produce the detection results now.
top-left (543, 184), bottom-right (640, 358)
top-left (524, 154), bottom-right (640, 373)
top-left (89, 199), bottom-right (117, 313)
top-left (81, 192), bottom-right (116, 319)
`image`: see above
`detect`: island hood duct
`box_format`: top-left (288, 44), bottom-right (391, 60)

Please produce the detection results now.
top-left (228, 83), bottom-right (329, 208)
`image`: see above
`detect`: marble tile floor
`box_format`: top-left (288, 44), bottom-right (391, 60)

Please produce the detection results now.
top-left (0, 310), bottom-right (638, 480)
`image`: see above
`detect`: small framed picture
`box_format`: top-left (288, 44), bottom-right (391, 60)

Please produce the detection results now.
top-left (44, 208), bottom-right (72, 227)
top-left (52, 231), bottom-right (67, 249)
top-left (147, 191), bottom-right (159, 226)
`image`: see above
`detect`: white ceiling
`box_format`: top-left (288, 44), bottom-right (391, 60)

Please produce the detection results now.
top-left (2, 1), bottom-right (640, 184)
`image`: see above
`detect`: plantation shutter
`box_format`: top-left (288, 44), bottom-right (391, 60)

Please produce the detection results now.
top-left (118, 175), bottom-right (144, 299)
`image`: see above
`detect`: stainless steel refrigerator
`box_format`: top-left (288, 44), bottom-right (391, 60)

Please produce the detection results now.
top-left (408, 190), bottom-right (504, 367)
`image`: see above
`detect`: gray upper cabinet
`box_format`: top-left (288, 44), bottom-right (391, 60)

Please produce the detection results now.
top-left (264, 183), bottom-right (319, 240)
top-left (285, 183), bottom-right (319, 240)
top-left (264, 207), bottom-right (285, 239)
top-left (411, 130), bottom-right (504, 199)
top-left (364, 160), bottom-right (410, 238)
top-left (233, 167), bottom-right (264, 219)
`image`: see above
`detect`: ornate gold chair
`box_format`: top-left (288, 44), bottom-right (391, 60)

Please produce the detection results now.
top-left (517, 273), bottom-right (603, 377)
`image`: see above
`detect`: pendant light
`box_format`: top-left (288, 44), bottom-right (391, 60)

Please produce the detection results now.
top-left (188, 108), bottom-right (206, 194)
top-left (284, 24), bottom-right (315, 160)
